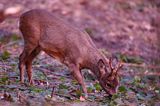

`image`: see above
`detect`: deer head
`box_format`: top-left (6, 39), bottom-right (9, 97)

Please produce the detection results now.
top-left (98, 58), bottom-right (123, 96)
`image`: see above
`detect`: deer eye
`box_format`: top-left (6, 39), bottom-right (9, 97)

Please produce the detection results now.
top-left (107, 84), bottom-right (112, 88)
top-left (106, 82), bottom-right (114, 88)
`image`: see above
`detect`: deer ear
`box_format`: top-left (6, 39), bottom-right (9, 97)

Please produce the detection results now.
top-left (98, 59), bottom-right (106, 78)
top-left (98, 59), bottom-right (105, 69)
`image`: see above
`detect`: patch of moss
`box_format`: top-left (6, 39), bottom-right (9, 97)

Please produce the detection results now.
top-left (0, 50), bottom-right (11, 60)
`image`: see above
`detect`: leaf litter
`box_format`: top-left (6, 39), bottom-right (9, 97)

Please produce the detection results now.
top-left (0, 0), bottom-right (160, 106)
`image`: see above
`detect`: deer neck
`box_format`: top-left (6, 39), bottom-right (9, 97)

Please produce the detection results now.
top-left (83, 49), bottom-right (107, 79)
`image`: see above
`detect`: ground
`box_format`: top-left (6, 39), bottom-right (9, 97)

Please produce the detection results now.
top-left (0, 0), bottom-right (160, 106)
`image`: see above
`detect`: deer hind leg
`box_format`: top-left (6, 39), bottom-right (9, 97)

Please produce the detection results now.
top-left (19, 50), bottom-right (26, 83)
top-left (19, 48), bottom-right (32, 83)
top-left (19, 43), bottom-right (38, 83)
top-left (25, 47), bottom-right (41, 85)
top-left (68, 64), bottom-right (87, 97)
top-left (19, 23), bottom-right (41, 84)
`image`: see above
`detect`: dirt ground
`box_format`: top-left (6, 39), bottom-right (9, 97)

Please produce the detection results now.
top-left (0, 0), bottom-right (160, 106)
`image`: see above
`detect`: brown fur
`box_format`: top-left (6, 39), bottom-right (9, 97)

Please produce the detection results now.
top-left (19, 9), bottom-right (121, 96)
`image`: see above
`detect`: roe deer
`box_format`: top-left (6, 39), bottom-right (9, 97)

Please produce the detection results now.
top-left (19, 9), bottom-right (122, 97)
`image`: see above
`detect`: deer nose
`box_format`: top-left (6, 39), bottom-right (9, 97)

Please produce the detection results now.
top-left (108, 89), bottom-right (116, 96)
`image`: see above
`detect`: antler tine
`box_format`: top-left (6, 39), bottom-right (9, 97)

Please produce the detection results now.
top-left (109, 58), bottom-right (118, 77)
top-left (109, 58), bottom-right (114, 70)
top-left (115, 62), bottom-right (123, 73)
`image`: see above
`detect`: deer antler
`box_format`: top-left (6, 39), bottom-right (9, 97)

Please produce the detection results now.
top-left (109, 58), bottom-right (116, 75)
top-left (115, 62), bottom-right (123, 74)
top-left (108, 58), bottom-right (123, 79)
top-left (109, 58), bottom-right (114, 70)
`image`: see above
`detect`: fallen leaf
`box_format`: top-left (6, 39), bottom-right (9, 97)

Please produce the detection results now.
top-left (79, 96), bottom-right (85, 101)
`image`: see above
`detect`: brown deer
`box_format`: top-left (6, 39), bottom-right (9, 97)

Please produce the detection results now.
top-left (19, 9), bottom-right (122, 97)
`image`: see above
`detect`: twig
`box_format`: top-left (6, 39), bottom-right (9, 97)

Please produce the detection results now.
top-left (120, 72), bottom-right (160, 76)
top-left (17, 91), bottom-right (28, 103)
top-left (0, 64), bottom-right (11, 68)
top-left (1, 41), bottom-right (19, 49)
top-left (122, 62), bottom-right (160, 69)
top-left (54, 93), bottom-right (72, 99)
top-left (0, 60), bottom-right (7, 72)
top-left (35, 67), bottom-right (71, 78)
top-left (51, 87), bottom-right (55, 98)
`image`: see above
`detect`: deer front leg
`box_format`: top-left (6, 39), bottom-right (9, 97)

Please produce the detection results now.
top-left (68, 64), bottom-right (87, 98)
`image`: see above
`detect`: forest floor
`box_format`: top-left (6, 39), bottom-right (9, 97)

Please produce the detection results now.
top-left (0, 0), bottom-right (160, 106)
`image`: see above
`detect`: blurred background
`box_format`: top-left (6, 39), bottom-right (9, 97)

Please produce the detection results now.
top-left (0, 0), bottom-right (159, 106)
top-left (0, 0), bottom-right (159, 63)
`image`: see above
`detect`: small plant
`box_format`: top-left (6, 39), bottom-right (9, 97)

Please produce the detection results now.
top-left (11, 34), bottom-right (21, 41)
top-left (85, 27), bottom-right (93, 36)
top-left (118, 86), bottom-right (127, 93)
top-left (0, 50), bottom-right (11, 60)
top-left (29, 86), bottom-right (44, 93)
top-left (0, 77), bottom-right (9, 85)
top-left (116, 53), bottom-right (143, 64)
top-left (94, 82), bottom-right (102, 91)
